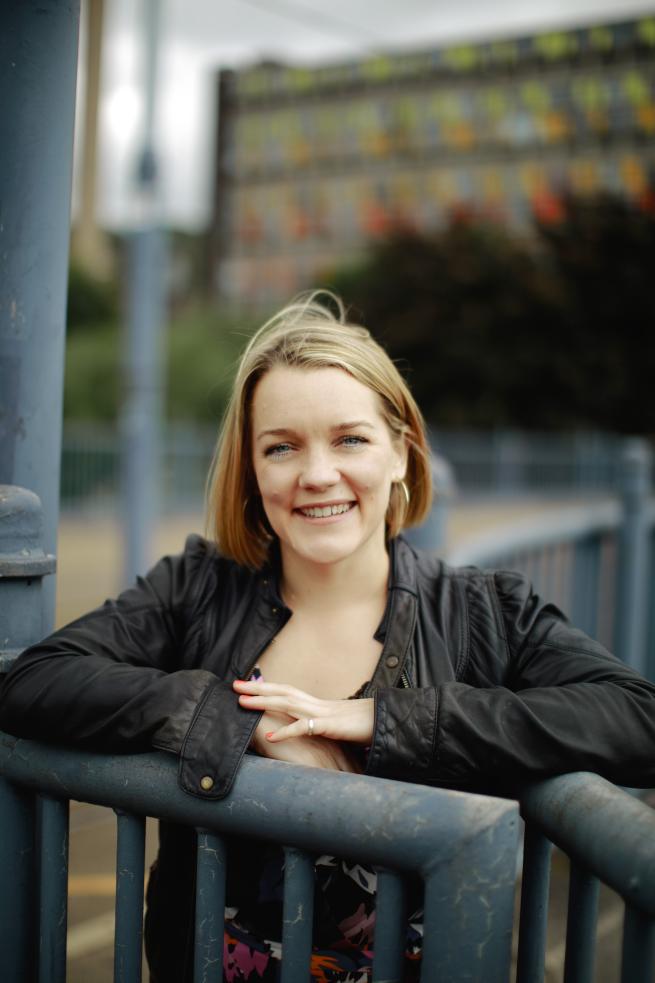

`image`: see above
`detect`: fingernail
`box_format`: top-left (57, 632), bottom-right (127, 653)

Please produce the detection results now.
top-left (265, 732), bottom-right (274, 740)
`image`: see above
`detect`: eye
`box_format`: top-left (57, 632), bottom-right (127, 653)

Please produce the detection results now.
top-left (340, 435), bottom-right (368, 448)
top-left (264, 442), bottom-right (293, 458)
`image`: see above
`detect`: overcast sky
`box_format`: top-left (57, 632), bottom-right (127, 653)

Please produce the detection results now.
top-left (87, 0), bottom-right (655, 229)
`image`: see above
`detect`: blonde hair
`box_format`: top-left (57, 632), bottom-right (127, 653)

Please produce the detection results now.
top-left (206, 291), bottom-right (432, 568)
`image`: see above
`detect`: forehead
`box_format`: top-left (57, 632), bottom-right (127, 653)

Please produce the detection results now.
top-left (251, 365), bottom-right (384, 424)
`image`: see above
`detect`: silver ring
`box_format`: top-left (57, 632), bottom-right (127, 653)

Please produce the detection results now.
top-left (307, 717), bottom-right (315, 737)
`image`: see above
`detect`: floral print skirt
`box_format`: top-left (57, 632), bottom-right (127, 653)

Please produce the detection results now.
top-left (222, 853), bottom-right (423, 982)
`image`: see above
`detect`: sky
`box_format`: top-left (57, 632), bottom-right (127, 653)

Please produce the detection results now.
top-left (86, 0), bottom-right (655, 229)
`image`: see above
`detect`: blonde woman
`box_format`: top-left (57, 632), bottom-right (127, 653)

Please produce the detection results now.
top-left (2, 292), bottom-right (655, 982)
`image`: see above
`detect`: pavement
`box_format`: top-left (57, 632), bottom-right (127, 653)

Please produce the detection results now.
top-left (52, 500), bottom-right (627, 981)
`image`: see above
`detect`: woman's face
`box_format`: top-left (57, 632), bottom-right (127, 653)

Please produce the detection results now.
top-left (250, 365), bottom-right (407, 569)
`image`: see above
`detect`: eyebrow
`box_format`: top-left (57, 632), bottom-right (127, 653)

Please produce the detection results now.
top-left (256, 420), bottom-right (375, 441)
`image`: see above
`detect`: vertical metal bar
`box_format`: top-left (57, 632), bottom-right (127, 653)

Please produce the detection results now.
top-left (563, 862), bottom-right (599, 983)
top-left (0, 0), bottom-right (81, 625)
top-left (516, 826), bottom-right (553, 983)
top-left (38, 795), bottom-right (70, 983)
top-left (421, 813), bottom-right (517, 983)
top-left (194, 830), bottom-right (227, 983)
top-left (372, 869), bottom-right (407, 983)
top-left (620, 906), bottom-right (655, 983)
top-left (614, 439), bottom-right (652, 672)
top-left (114, 811), bottom-right (146, 983)
top-left (572, 534), bottom-right (601, 638)
top-left (0, 778), bottom-right (36, 982)
top-left (280, 847), bottom-right (314, 983)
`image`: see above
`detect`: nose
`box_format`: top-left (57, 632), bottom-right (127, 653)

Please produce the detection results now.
top-left (298, 447), bottom-right (340, 490)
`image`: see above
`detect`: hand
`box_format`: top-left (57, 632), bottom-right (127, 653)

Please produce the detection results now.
top-left (234, 679), bottom-right (375, 746)
top-left (250, 711), bottom-right (362, 773)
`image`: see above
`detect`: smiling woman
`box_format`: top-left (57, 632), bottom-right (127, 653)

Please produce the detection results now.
top-left (2, 291), bottom-right (655, 983)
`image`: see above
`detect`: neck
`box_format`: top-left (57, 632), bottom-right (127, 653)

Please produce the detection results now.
top-left (279, 535), bottom-right (391, 612)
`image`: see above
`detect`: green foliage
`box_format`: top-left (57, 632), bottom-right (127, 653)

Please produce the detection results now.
top-left (63, 306), bottom-right (256, 424)
top-left (165, 307), bottom-right (257, 424)
top-left (67, 263), bottom-right (118, 331)
top-left (63, 322), bottom-right (120, 421)
top-left (325, 194), bottom-right (655, 433)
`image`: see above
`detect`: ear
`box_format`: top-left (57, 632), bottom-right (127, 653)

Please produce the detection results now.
top-left (391, 436), bottom-right (409, 483)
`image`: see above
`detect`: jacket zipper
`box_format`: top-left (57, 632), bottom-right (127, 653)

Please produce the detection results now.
top-left (400, 668), bottom-right (411, 689)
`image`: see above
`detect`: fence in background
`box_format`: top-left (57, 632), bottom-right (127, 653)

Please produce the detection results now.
top-left (60, 424), bottom-right (643, 514)
top-left (443, 439), bottom-right (654, 680)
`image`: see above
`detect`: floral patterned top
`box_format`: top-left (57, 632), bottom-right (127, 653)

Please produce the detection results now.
top-left (221, 670), bottom-right (424, 982)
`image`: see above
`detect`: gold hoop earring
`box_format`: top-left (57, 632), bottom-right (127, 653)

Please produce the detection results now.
top-left (399, 480), bottom-right (410, 507)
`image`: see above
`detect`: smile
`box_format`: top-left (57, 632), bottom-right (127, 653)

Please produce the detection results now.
top-left (297, 502), bottom-right (355, 518)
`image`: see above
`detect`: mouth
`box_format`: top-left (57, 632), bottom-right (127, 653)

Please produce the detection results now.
top-left (295, 501), bottom-right (356, 519)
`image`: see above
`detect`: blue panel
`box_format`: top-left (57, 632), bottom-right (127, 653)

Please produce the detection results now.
top-left (280, 847), bottom-right (314, 983)
top-left (38, 796), bottom-right (70, 983)
top-left (114, 811), bottom-right (146, 983)
top-left (194, 829), bottom-right (227, 983)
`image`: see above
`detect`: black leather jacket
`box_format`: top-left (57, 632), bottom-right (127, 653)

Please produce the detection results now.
top-left (2, 533), bottom-right (655, 794)
top-left (3, 533), bottom-right (655, 982)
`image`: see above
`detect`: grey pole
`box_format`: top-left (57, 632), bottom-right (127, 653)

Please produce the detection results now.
top-left (0, 0), bottom-right (81, 628)
top-left (614, 438), bottom-right (652, 674)
top-left (120, 0), bottom-right (166, 585)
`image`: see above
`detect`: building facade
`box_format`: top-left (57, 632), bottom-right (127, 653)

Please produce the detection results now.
top-left (209, 15), bottom-right (655, 307)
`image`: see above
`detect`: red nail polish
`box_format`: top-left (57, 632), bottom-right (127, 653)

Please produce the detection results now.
top-left (265, 732), bottom-right (274, 740)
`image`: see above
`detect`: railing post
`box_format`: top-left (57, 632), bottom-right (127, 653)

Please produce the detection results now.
top-left (0, 486), bottom-right (55, 980)
top-left (0, 485), bottom-right (57, 673)
top-left (614, 438), bottom-right (652, 674)
top-left (403, 452), bottom-right (455, 553)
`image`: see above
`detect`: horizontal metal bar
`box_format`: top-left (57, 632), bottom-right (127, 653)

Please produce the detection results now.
top-left (448, 498), bottom-right (621, 567)
top-left (516, 826), bottom-right (552, 983)
top-left (280, 847), bottom-right (314, 983)
top-left (38, 796), bottom-right (69, 983)
top-left (521, 772), bottom-right (655, 915)
top-left (195, 830), bottom-right (226, 983)
top-left (0, 734), bottom-right (517, 879)
top-left (114, 811), bottom-right (146, 983)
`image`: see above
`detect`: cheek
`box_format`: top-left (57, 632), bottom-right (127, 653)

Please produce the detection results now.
top-left (256, 465), bottom-right (293, 503)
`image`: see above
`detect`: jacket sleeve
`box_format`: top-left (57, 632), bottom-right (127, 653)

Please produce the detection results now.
top-left (365, 569), bottom-right (655, 790)
top-left (0, 535), bottom-right (219, 759)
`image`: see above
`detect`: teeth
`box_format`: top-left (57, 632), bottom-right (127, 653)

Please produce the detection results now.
top-left (301, 503), bottom-right (352, 518)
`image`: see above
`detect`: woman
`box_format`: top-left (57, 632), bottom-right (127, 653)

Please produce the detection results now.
top-left (1, 292), bottom-right (655, 982)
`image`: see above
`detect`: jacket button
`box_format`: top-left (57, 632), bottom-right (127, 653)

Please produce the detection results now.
top-left (200, 776), bottom-right (214, 791)
top-left (271, 607), bottom-right (278, 614)
top-left (385, 655), bottom-right (399, 669)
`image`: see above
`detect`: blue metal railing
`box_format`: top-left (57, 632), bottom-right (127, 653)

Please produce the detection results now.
top-left (0, 735), bottom-right (519, 983)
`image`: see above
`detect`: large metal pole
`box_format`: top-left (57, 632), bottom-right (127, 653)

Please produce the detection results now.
top-left (0, 0), bottom-right (81, 629)
top-left (121, 0), bottom-right (166, 584)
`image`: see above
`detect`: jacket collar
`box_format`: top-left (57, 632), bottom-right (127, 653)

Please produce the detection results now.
top-left (232, 536), bottom-right (418, 687)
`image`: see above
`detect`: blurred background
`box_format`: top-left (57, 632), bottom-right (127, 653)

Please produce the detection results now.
top-left (64, 0), bottom-right (655, 608)
top-left (57, 4), bottom-right (655, 975)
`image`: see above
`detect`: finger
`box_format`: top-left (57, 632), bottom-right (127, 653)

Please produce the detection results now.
top-left (265, 717), bottom-right (319, 743)
top-left (234, 679), bottom-right (315, 701)
top-left (238, 693), bottom-right (313, 717)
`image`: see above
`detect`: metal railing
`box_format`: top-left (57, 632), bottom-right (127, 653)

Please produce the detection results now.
top-left (444, 439), bottom-right (655, 680)
top-left (517, 772), bottom-right (655, 983)
top-left (0, 736), bottom-right (519, 983)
